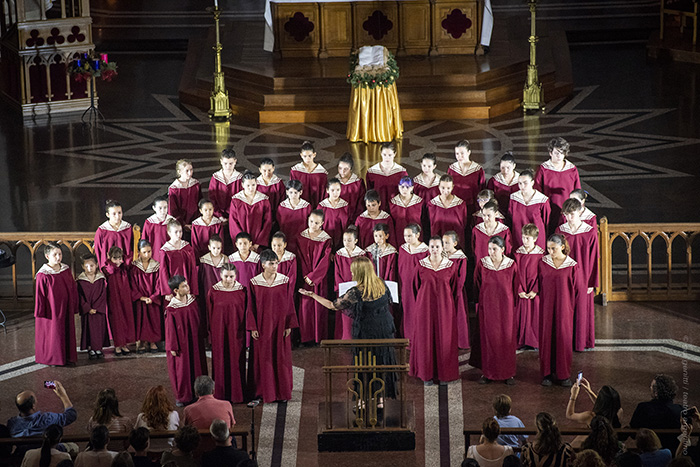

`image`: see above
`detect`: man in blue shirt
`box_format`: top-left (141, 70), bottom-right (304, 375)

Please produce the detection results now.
top-left (7, 380), bottom-right (76, 437)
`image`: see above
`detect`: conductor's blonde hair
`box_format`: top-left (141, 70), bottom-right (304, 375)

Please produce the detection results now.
top-left (350, 256), bottom-right (386, 301)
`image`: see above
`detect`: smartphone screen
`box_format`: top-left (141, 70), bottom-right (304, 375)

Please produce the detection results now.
top-left (576, 372), bottom-right (583, 383)
top-left (44, 381), bottom-right (56, 389)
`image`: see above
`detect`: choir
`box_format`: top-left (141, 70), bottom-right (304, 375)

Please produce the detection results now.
top-left (34, 137), bottom-right (599, 403)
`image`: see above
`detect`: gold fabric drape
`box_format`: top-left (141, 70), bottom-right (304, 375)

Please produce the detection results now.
top-left (346, 83), bottom-right (403, 143)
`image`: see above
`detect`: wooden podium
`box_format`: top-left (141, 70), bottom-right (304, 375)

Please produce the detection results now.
top-left (270, 0), bottom-right (480, 58)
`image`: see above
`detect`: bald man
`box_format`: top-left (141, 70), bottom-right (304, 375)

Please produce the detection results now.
top-left (6, 380), bottom-right (76, 437)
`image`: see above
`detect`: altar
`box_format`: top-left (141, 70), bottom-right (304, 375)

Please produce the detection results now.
top-left (265, 0), bottom-right (481, 58)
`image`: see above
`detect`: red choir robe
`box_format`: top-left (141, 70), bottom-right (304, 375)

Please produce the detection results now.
top-left (486, 171), bottom-right (520, 213)
top-left (207, 281), bottom-right (248, 403)
top-left (34, 264), bottom-right (78, 366)
top-left (256, 175), bottom-right (286, 220)
top-left (289, 162), bottom-right (328, 207)
top-left (471, 222), bottom-right (513, 260)
top-left (103, 261), bottom-right (136, 347)
top-left (559, 207), bottom-right (598, 229)
top-left (473, 256), bottom-right (518, 381)
top-left (297, 229), bottom-right (332, 343)
top-left (412, 173), bottom-right (440, 203)
top-left (389, 194), bottom-right (424, 246)
top-left (228, 251), bottom-right (261, 287)
top-left (191, 216), bottom-right (225, 261)
top-left (247, 273), bottom-right (298, 402)
top-left (410, 257), bottom-right (459, 382)
top-left (556, 222), bottom-right (598, 351)
top-left (168, 178), bottom-right (202, 226)
top-left (337, 173), bottom-right (366, 222)
top-left (508, 190), bottom-right (551, 249)
top-left (317, 198), bottom-right (350, 251)
top-left (142, 214), bottom-right (175, 263)
top-left (94, 221), bottom-right (134, 267)
top-left (129, 260), bottom-right (163, 343)
top-left (198, 253), bottom-right (228, 332)
top-left (355, 210), bottom-right (396, 249)
top-left (428, 195), bottom-right (468, 248)
top-left (159, 241), bottom-right (199, 296)
top-left (534, 160), bottom-right (581, 230)
top-left (446, 250), bottom-right (470, 349)
top-left (537, 255), bottom-right (582, 380)
top-left (514, 245), bottom-right (544, 349)
top-left (365, 244), bottom-right (398, 282)
top-left (229, 191), bottom-right (272, 248)
top-left (333, 246), bottom-right (367, 339)
top-left (447, 161), bottom-right (485, 213)
top-left (165, 295), bottom-right (207, 403)
top-left (77, 272), bottom-right (110, 351)
top-left (470, 210), bottom-right (506, 231)
top-left (398, 243), bottom-right (429, 341)
top-left (277, 250), bottom-right (298, 290)
top-left (365, 162), bottom-right (408, 210)
top-left (208, 169), bottom-right (242, 218)
top-left (276, 199), bottom-right (312, 255)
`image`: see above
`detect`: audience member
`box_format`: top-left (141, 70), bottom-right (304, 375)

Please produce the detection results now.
top-left (0, 399), bottom-right (12, 459)
top-left (676, 408), bottom-right (699, 466)
top-left (74, 425), bottom-right (117, 467)
top-left (86, 389), bottom-right (133, 451)
top-left (581, 416), bottom-right (624, 466)
top-left (135, 386), bottom-right (179, 451)
top-left (182, 376), bottom-right (235, 430)
top-left (467, 417), bottom-right (514, 467)
top-left (574, 450), bottom-right (606, 467)
top-left (504, 454), bottom-right (523, 467)
top-left (521, 412), bottom-right (576, 467)
top-left (19, 424), bottom-right (70, 467)
top-left (637, 428), bottom-right (671, 467)
top-left (493, 394), bottom-right (527, 448)
top-left (128, 428), bottom-right (159, 467)
top-left (8, 382), bottom-right (77, 437)
top-left (568, 380), bottom-right (623, 428)
top-left (160, 425), bottom-right (200, 467)
top-left (201, 419), bottom-right (249, 467)
top-left (110, 452), bottom-right (135, 467)
top-left (630, 375), bottom-right (683, 452)
top-left (616, 452), bottom-right (643, 467)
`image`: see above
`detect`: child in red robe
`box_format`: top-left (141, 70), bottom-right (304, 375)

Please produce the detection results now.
top-left (271, 231), bottom-right (297, 290)
top-left (142, 195), bottom-right (174, 264)
top-left (428, 175), bottom-right (468, 247)
top-left (486, 152), bottom-right (520, 213)
top-left (413, 153), bottom-right (440, 202)
top-left (562, 189), bottom-right (597, 228)
top-left (365, 224), bottom-right (397, 282)
top-left (191, 199), bottom-right (225, 261)
top-left (289, 140), bottom-right (328, 207)
top-left (333, 226), bottom-right (367, 339)
top-left (229, 171), bottom-right (272, 251)
top-left (257, 158), bottom-right (286, 221)
top-left (317, 178), bottom-right (350, 251)
top-left (103, 246), bottom-right (136, 356)
top-left (442, 231), bottom-right (469, 349)
top-left (208, 148), bottom-right (242, 220)
top-left (471, 189), bottom-right (506, 230)
top-left (277, 179), bottom-right (312, 255)
top-left (94, 200), bottom-right (133, 267)
top-left (472, 200), bottom-right (512, 260)
top-left (165, 275), bottom-right (208, 405)
top-left (355, 189), bottom-right (396, 249)
top-left (207, 263), bottom-right (248, 403)
top-left (534, 137), bottom-right (581, 231)
top-left (297, 210), bottom-right (332, 344)
top-left (248, 250), bottom-right (299, 402)
top-left (228, 232), bottom-right (261, 287)
top-left (34, 242), bottom-right (78, 366)
top-left (390, 176), bottom-right (424, 245)
top-left (130, 240), bottom-right (162, 354)
top-left (509, 169), bottom-right (551, 249)
top-left (336, 152), bottom-right (366, 222)
top-left (447, 139), bottom-right (485, 216)
top-left (77, 253), bottom-right (108, 360)
top-left (365, 141), bottom-right (408, 209)
top-left (514, 224), bottom-right (543, 350)
top-left (168, 159), bottom-right (202, 227)
top-left (158, 219), bottom-right (199, 297)
top-left (398, 224), bottom-right (429, 341)
top-left (198, 235), bottom-right (228, 335)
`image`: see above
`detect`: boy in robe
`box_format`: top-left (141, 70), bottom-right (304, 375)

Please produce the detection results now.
top-left (228, 171), bottom-right (272, 251)
top-left (168, 159), bottom-right (202, 227)
top-left (208, 148), bottom-right (242, 221)
top-left (365, 141), bottom-right (409, 209)
top-left (191, 199), bottom-right (225, 261)
top-left (247, 250), bottom-right (298, 402)
top-left (228, 232), bottom-right (261, 287)
top-left (77, 253), bottom-right (109, 359)
top-left (355, 189), bottom-right (396, 249)
top-left (289, 140), bottom-right (328, 207)
top-left (277, 179), bottom-right (312, 255)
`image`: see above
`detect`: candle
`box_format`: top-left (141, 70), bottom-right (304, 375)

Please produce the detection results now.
top-left (214, 0), bottom-right (218, 8)
top-left (77, 59), bottom-right (81, 67)
top-left (94, 60), bottom-right (100, 70)
top-left (100, 53), bottom-right (108, 63)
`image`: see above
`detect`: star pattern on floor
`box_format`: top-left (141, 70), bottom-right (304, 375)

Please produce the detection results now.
top-left (46, 86), bottom-right (700, 217)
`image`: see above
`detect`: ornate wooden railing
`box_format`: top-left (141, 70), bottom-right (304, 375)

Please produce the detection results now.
top-left (0, 226), bottom-right (141, 307)
top-left (599, 218), bottom-right (700, 304)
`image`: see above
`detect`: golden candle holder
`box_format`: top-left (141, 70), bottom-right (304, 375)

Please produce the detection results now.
top-left (209, 7), bottom-right (232, 121)
top-left (522, 0), bottom-right (544, 112)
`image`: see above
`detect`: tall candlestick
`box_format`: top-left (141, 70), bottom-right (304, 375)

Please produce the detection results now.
top-left (214, 0), bottom-right (218, 8)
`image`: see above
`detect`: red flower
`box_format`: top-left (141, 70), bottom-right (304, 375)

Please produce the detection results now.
top-left (101, 69), bottom-right (117, 82)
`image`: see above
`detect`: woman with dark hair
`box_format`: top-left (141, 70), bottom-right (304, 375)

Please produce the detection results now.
top-left (581, 416), bottom-right (624, 466)
top-left (160, 425), bottom-right (201, 467)
top-left (74, 425), bottom-right (116, 467)
top-left (87, 389), bottom-right (133, 450)
top-left (521, 413), bottom-right (576, 467)
top-left (20, 424), bottom-right (70, 467)
top-left (466, 418), bottom-right (514, 467)
top-left (567, 381), bottom-right (622, 428)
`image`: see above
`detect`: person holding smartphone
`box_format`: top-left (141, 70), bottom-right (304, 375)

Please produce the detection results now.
top-left (7, 381), bottom-right (76, 437)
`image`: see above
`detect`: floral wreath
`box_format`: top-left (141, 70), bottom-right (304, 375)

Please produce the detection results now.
top-left (347, 49), bottom-right (399, 89)
top-left (68, 53), bottom-right (118, 83)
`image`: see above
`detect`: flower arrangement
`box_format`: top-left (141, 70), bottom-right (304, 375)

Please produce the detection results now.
top-left (68, 53), bottom-right (118, 83)
top-left (347, 49), bottom-right (399, 89)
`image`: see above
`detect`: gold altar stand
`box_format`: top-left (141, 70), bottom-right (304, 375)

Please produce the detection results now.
top-left (347, 83), bottom-right (403, 143)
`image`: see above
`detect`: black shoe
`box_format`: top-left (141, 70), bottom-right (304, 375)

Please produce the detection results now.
top-left (560, 378), bottom-right (573, 387)
top-left (505, 378), bottom-right (516, 386)
top-left (88, 350), bottom-right (97, 360)
top-left (478, 376), bottom-right (491, 385)
top-left (541, 377), bottom-right (553, 387)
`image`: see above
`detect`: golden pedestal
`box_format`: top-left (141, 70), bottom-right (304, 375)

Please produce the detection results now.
top-left (346, 83), bottom-right (403, 143)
